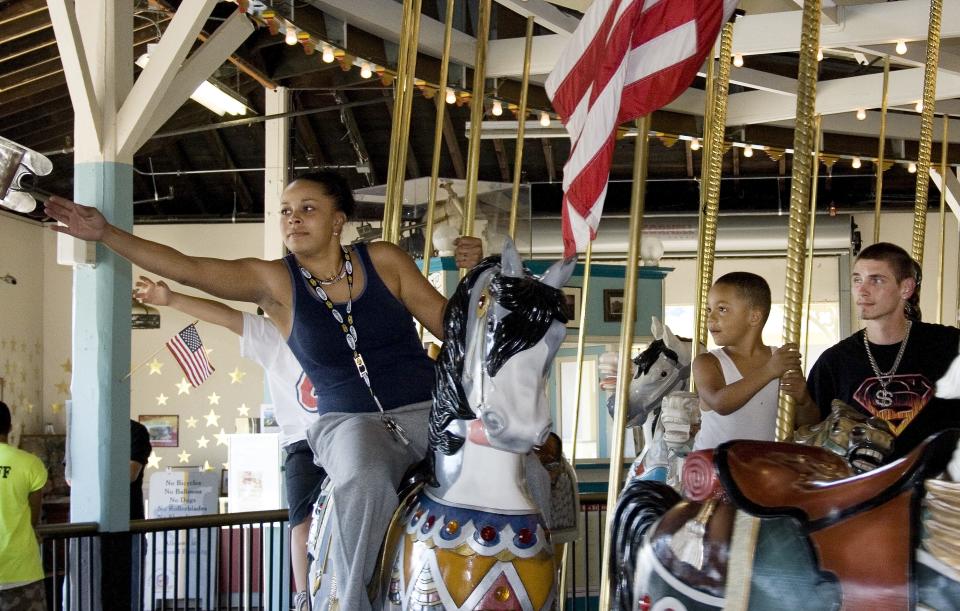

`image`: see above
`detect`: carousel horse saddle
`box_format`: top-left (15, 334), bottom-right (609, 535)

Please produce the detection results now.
top-left (714, 431), bottom-right (960, 611)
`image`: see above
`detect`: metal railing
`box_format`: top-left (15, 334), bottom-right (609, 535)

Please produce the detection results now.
top-left (36, 497), bottom-right (608, 611)
top-left (37, 509), bottom-right (290, 611)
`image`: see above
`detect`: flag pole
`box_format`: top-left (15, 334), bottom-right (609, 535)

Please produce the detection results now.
top-left (122, 320), bottom-right (199, 380)
top-left (598, 116), bottom-right (650, 611)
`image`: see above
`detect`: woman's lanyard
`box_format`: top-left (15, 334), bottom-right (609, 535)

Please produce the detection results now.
top-left (298, 246), bottom-right (410, 446)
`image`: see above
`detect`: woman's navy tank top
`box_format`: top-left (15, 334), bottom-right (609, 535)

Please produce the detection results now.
top-left (283, 244), bottom-right (435, 414)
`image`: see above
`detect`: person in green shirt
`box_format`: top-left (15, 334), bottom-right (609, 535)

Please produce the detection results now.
top-left (0, 400), bottom-right (47, 611)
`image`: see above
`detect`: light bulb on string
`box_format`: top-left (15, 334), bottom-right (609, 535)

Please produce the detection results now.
top-left (856, 108), bottom-right (866, 120)
top-left (742, 144), bottom-right (753, 158)
top-left (322, 45), bottom-right (335, 63)
top-left (851, 156), bottom-right (862, 169)
top-left (491, 99), bottom-right (503, 116)
top-left (690, 139), bottom-right (701, 151)
top-left (908, 162), bottom-right (917, 173)
top-left (915, 100), bottom-right (923, 113)
top-left (360, 62), bottom-right (373, 79)
top-left (896, 40), bottom-right (908, 55)
top-left (445, 87), bottom-right (456, 104)
top-left (285, 28), bottom-right (298, 46)
top-left (817, 48), bottom-right (824, 62)
top-left (539, 111), bottom-right (551, 127)
top-left (733, 53), bottom-right (744, 68)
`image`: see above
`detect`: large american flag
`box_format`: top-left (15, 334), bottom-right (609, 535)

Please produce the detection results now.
top-left (546, 0), bottom-right (738, 256)
top-left (166, 323), bottom-right (215, 387)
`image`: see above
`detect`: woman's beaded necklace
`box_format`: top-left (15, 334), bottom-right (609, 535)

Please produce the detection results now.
top-left (297, 246), bottom-right (410, 445)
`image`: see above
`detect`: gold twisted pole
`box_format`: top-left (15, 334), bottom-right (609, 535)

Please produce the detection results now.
top-left (462, 0), bottom-right (492, 245)
top-left (776, 0), bottom-right (821, 443)
top-left (911, 0), bottom-right (943, 265)
top-left (598, 116), bottom-right (650, 611)
top-left (421, 0), bottom-right (456, 278)
top-left (937, 115), bottom-right (949, 323)
top-left (383, 0), bottom-right (424, 244)
top-left (873, 56), bottom-right (890, 243)
top-left (802, 116), bottom-right (822, 361)
top-left (558, 240), bottom-right (591, 611)
top-left (692, 22), bottom-right (734, 387)
top-left (508, 16), bottom-right (535, 240)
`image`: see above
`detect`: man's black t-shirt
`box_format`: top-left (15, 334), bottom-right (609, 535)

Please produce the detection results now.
top-left (130, 420), bottom-right (152, 520)
top-left (807, 321), bottom-right (960, 459)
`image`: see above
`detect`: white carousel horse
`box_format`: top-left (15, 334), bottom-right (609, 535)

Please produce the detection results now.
top-left (307, 240), bottom-right (575, 610)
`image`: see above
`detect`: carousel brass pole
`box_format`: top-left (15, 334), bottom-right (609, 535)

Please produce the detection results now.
top-left (508, 16), bottom-right (535, 240)
top-left (383, 0), bottom-right (424, 244)
top-left (558, 239), bottom-right (592, 611)
top-left (692, 22), bottom-right (735, 392)
top-left (872, 56), bottom-right (890, 243)
top-left (776, 0), bottom-right (822, 443)
top-left (461, 0), bottom-right (492, 252)
top-left (598, 115), bottom-right (650, 611)
top-left (802, 116), bottom-right (823, 361)
top-left (911, 0), bottom-right (943, 265)
top-left (691, 46), bottom-right (716, 378)
top-left (421, 0), bottom-right (456, 278)
top-left (937, 116), bottom-right (949, 323)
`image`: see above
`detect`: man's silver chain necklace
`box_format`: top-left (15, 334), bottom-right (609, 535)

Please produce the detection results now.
top-left (862, 320), bottom-right (912, 408)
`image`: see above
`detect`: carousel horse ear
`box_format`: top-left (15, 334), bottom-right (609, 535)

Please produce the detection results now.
top-left (539, 255), bottom-right (577, 289)
top-left (662, 324), bottom-right (681, 352)
top-left (651, 316), bottom-right (664, 340)
top-left (500, 237), bottom-right (524, 278)
top-left (936, 349), bottom-right (960, 400)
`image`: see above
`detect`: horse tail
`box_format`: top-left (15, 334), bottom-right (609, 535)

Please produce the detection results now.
top-left (610, 480), bottom-right (682, 611)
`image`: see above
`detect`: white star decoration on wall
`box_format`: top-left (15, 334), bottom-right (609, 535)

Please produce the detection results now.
top-left (148, 358), bottom-right (164, 375)
top-left (196, 436), bottom-right (210, 449)
top-left (228, 367), bottom-right (246, 384)
top-left (147, 452), bottom-right (162, 470)
top-left (155, 393), bottom-right (168, 406)
top-left (204, 409), bottom-right (220, 428)
top-left (177, 450), bottom-right (191, 464)
top-left (207, 392), bottom-right (221, 405)
top-left (185, 416), bottom-right (198, 428)
top-left (175, 378), bottom-right (191, 395)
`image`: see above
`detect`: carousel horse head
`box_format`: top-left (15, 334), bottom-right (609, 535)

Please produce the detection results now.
top-left (608, 317), bottom-right (694, 427)
top-left (430, 238), bottom-right (576, 456)
top-left (795, 400), bottom-right (895, 472)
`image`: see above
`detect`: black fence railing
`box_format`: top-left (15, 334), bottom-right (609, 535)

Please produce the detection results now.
top-left (37, 509), bottom-right (290, 611)
top-left (36, 497), bottom-right (608, 611)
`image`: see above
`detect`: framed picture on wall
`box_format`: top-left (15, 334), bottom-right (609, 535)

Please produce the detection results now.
top-left (603, 289), bottom-right (628, 323)
top-left (138, 415), bottom-right (179, 448)
top-left (561, 287), bottom-right (582, 328)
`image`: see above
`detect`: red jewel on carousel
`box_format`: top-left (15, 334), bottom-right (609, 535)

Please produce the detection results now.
top-left (480, 526), bottom-right (497, 541)
top-left (425, 516), bottom-right (436, 529)
top-left (639, 594), bottom-right (652, 611)
top-left (517, 528), bottom-right (533, 544)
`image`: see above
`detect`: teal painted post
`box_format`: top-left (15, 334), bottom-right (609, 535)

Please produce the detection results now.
top-left (69, 162), bottom-right (133, 532)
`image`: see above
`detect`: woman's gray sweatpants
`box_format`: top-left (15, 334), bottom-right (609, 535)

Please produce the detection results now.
top-left (305, 401), bottom-right (431, 611)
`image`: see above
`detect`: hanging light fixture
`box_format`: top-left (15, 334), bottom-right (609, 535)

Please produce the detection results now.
top-left (491, 99), bottom-right (503, 116)
top-left (896, 40), bottom-right (908, 55)
top-left (136, 46), bottom-right (248, 116)
top-left (817, 48), bottom-right (824, 62)
top-left (690, 139), bottom-right (701, 151)
top-left (733, 53), bottom-right (744, 67)
top-left (322, 45), bottom-right (335, 63)
top-left (445, 87), bottom-right (457, 104)
top-left (851, 156), bottom-right (862, 169)
top-left (908, 162), bottom-right (917, 173)
top-left (915, 100), bottom-right (923, 113)
top-left (856, 108), bottom-right (867, 120)
top-left (285, 28), bottom-right (298, 46)
top-left (742, 144), bottom-right (753, 158)
top-left (539, 111), bottom-right (551, 127)
top-left (360, 62), bottom-right (373, 79)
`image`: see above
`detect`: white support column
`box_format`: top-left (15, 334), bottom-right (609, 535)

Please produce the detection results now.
top-left (264, 87), bottom-right (289, 259)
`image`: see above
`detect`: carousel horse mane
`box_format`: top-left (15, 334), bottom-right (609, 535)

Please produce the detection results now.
top-left (428, 254), bottom-right (569, 457)
top-left (633, 339), bottom-right (681, 378)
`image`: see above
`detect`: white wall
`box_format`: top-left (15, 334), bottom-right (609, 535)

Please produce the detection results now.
top-left (0, 212), bottom-right (45, 438)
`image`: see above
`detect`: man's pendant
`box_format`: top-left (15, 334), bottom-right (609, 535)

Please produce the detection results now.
top-left (875, 387), bottom-right (894, 409)
top-left (382, 415), bottom-right (410, 446)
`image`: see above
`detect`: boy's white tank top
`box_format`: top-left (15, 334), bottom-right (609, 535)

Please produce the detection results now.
top-left (693, 347), bottom-right (780, 451)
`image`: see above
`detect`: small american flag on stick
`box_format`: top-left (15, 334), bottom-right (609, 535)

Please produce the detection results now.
top-left (166, 323), bottom-right (214, 387)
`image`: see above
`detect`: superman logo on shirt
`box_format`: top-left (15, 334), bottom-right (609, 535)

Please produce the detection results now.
top-left (852, 374), bottom-right (934, 435)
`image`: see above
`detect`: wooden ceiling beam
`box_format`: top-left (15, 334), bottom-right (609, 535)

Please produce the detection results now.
top-left (0, 71), bottom-right (64, 108)
top-left (0, 7), bottom-right (50, 46)
top-left (541, 138), bottom-right (555, 183)
top-left (441, 111), bottom-right (466, 179)
top-left (492, 138), bottom-right (511, 182)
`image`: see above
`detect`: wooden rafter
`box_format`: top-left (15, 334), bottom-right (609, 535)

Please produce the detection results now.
top-left (441, 111), bottom-right (466, 179)
top-left (205, 130), bottom-right (255, 213)
top-left (492, 138), bottom-right (510, 182)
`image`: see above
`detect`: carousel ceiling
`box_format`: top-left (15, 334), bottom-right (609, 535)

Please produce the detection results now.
top-left (0, 0), bottom-right (958, 225)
